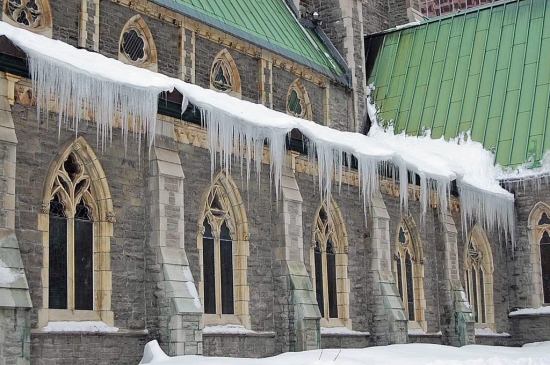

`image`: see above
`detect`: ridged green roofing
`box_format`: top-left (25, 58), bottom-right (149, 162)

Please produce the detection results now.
top-left (151, 0), bottom-right (344, 80)
top-left (365, 0), bottom-right (550, 167)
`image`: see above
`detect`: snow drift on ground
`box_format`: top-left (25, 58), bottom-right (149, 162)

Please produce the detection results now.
top-left (0, 21), bottom-right (515, 239)
top-left (139, 340), bottom-right (550, 365)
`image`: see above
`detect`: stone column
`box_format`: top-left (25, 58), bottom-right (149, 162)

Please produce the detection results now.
top-left (273, 155), bottom-right (321, 353)
top-left (0, 73), bottom-right (32, 365)
top-left (438, 210), bottom-right (474, 346)
top-left (148, 121), bottom-right (202, 356)
top-left (79, 0), bottom-right (100, 51)
top-left (367, 192), bottom-right (407, 345)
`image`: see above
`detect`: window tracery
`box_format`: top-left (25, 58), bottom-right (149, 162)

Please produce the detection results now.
top-left (464, 225), bottom-right (494, 327)
top-left (286, 79), bottom-right (312, 120)
top-left (535, 209), bottom-right (550, 303)
top-left (118, 15), bottom-right (157, 71)
top-left (210, 49), bottom-right (241, 97)
top-left (3, 0), bottom-right (51, 36)
top-left (311, 200), bottom-right (350, 327)
top-left (394, 225), bottom-right (416, 321)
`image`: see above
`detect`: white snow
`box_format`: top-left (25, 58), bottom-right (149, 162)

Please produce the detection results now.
top-left (139, 340), bottom-right (170, 365)
top-left (41, 321), bottom-right (119, 333)
top-left (0, 21), bottom-right (516, 238)
top-left (201, 325), bottom-right (255, 335)
top-left (139, 340), bottom-right (550, 365)
top-left (474, 328), bottom-right (510, 337)
top-left (407, 328), bottom-right (427, 335)
top-left (320, 327), bottom-right (370, 336)
top-left (509, 306), bottom-right (550, 316)
top-left (0, 258), bottom-right (19, 285)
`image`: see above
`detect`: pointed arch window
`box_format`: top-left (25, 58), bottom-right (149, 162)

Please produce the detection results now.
top-left (47, 152), bottom-right (95, 310)
top-left (286, 79), bottom-right (312, 120)
top-left (210, 49), bottom-right (241, 97)
top-left (311, 201), bottom-right (350, 327)
top-left (536, 211), bottom-right (550, 303)
top-left (395, 225), bottom-right (416, 321)
top-left (119, 15), bottom-right (158, 72)
top-left (198, 175), bottom-right (250, 328)
top-left (464, 226), bottom-right (494, 328)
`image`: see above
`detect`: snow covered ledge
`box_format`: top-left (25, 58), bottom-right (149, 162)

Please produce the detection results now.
top-left (0, 21), bottom-right (515, 240)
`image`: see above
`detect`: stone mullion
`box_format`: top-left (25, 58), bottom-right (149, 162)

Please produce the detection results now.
top-left (180, 27), bottom-right (196, 83)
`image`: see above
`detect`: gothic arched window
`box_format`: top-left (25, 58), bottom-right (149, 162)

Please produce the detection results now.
top-left (394, 216), bottom-right (426, 331)
top-left (198, 174), bottom-right (250, 327)
top-left (537, 210), bottom-right (550, 303)
top-left (48, 153), bottom-right (94, 310)
top-left (3, 0), bottom-right (52, 36)
top-left (210, 49), bottom-right (241, 97)
top-left (118, 15), bottom-right (158, 72)
top-left (287, 79), bottom-right (312, 120)
top-left (311, 201), bottom-right (350, 326)
top-left (464, 225), bottom-right (494, 327)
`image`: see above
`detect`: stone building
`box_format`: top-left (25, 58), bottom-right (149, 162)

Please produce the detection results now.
top-left (0, 0), bottom-right (547, 365)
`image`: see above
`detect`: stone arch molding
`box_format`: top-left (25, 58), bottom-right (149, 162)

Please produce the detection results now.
top-left (394, 213), bottom-right (427, 332)
top-left (38, 136), bottom-right (114, 328)
top-left (287, 78), bottom-right (312, 120)
top-left (210, 48), bottom-right (242, 98)
top-left (528, 201), bottom-right (550, 307)
top-left (2, 0), bottom-right (52, 37)
top-left (197, 171), bottom-right (250, 328)
top-left (310, 198), bottom-right (351, 329)
top-left (118, 14), bottom-right (158, 72)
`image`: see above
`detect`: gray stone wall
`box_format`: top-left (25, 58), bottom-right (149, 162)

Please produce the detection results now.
top-left (31, 332), bottom-right (147, 365)
top-left (509, 314), bottom-right (550, 346)
top-left (300, 0), bottom-right (346, 58)
top-left (50, 0), bottom-right (80, 46)
top-left (363, 0), bottom-right (389, 35)
top-left (13, 105), bottom-right (148, 330)
top-left (387, 0), bottom-right (410, 28)
top-left (98, 1), bottom-right (180, 78)
top-left (0, 308), bottom-right (30, 365)
top-left (194, 37), bottom-right (259, 103)
top-left (272, 67), bottom-right (324, 124)
top-left (320, 334), bottom-right (369, 349)
top-left (329, 83), bottom-right (354, 131)
top-left (202, 334), bottom-right (276, 358)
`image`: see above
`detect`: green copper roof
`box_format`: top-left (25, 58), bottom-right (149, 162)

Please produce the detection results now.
top-left (151, 0), bottom-right (345, 81)
top-left (365, 0), bottom-right (550, 167)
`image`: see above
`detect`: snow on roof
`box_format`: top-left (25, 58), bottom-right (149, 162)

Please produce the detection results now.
top-left (509, 306), bottom-right (550, 317)
top-left (42, 321), bottom-right (119, 333)
top-left (0, 21), bottom-right (515, 238)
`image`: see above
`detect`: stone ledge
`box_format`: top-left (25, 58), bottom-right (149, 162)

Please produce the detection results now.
top-left (202, 331), bottom-right (276, 338)
top-left (31, 329), bottom-right (148, 337)
top-left (408, 332), bottom-right (443, 338)
top-left (321, 333), bottom-right (370, 338)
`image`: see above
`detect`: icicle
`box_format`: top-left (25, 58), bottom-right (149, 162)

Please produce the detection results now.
top-left (28, 55), bottom-right (160, 152)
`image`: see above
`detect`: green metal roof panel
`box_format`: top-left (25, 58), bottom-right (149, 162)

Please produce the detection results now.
top-left (151, 0), bottom-right (344, 80)
top-left (365, 0), bottom-right (550, 167)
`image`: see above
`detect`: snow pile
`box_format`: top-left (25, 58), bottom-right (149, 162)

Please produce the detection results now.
top-left (139, 341), bottom-right (550, 365)
top-left (0, 258), bottom-right (20, 285)
top-left (139, 340), bottom-right (170, 365)
top-left (202, 324), bottom-right (255, 335)
top-left (474, 328), bottom-right (510, 337)
top-left (408, 328), bottom-right (427, 335)
top-left (509, 306), bottom-right (550, 317)
top-left (320, 327), bottom-right (370, 336)
top-left (0, 21), bottom-right (515, 238)
top-left (41, 321), bottom-right (119, 333)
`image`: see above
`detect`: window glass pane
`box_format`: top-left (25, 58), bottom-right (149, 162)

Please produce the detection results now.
top-left (49, 214), bottom-right (67, 309)
top-left (74, 218), bottom-right (93, 310)
top-left (541, 244), bottom-right (550, 303)
top-left (472, 268), bottom-right (478, 322)
top-left (396, 253), bottom-right (403, 300)
top-left (480, 269), bottom-right (486, 323)
top-left (327, 241), bottom-right (338, 318)
top-left (541, 231), bottom-right (550, 244)
top-left (203, 220), bottom-right (216, 314)
top-left (465, 270), bottom-right (470, 302)
top-left (314, 242), bottom-right (324, 317)
top-left (539, 213), bottom-right (550, 225)
top-left (405, 252), bottom-right (415, 321)
top-left (220, 222), bottom-right (234, 314)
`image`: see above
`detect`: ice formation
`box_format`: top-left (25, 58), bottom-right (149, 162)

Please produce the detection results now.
top-left (0, 21), bottom-right (516, 240)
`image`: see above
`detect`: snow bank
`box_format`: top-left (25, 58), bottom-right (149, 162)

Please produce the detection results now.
top-left (41, 321), bottom-right (119, 333)
top-left (320, 327), bottom-right (370, 336)
top-left (139, 340), bottom-right (170, 364)
top-left (0, 21), bottom-right (515, 239)
top-left (474, 328), bottom-right (510, 337)
top-left (509, 306), bottom-right (550, 317)
top-left (0, 258), bottom-right (19, 285)
top-left (138, 341), bottom-right (550, 365)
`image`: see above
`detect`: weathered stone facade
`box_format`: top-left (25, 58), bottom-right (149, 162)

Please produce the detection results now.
top-left (0, 0), bottom-right (548, 365)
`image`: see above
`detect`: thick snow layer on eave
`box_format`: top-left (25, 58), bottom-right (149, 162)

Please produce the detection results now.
top-left (0, 21), bottom-right (515, 236)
